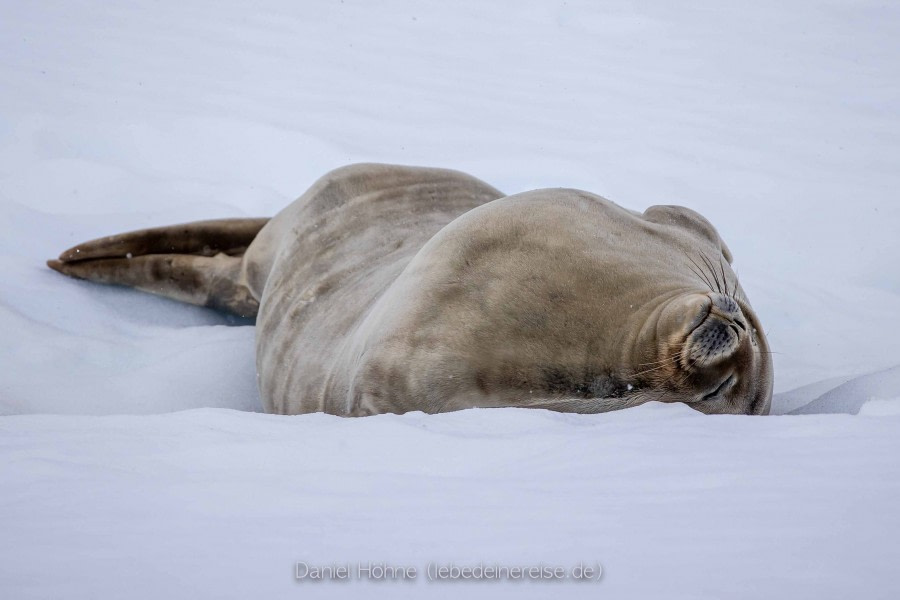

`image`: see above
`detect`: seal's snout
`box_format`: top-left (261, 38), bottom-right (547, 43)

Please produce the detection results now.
top-left (684, 292), bottom-right (747, 369)
top-left (709, 293), bottom-right (745, 328)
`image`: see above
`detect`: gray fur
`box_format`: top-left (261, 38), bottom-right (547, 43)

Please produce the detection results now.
top-left (49, 163), bottom-right (773, 416)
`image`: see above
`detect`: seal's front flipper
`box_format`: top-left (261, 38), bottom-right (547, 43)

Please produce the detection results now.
top-left (48, 218), bottom-right (269, 318)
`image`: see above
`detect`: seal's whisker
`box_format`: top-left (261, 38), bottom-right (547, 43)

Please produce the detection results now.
top-left (631, 362), bottom-right (678, 378)
top-left (635, 359), bottom-right (678, 370)
top-left (635, 346), bottom-right (685, 368)
top-left (699, 250), bottom-right (719, 293)
top-left (700, 250), bottom-right (724, 294)
top-left (635, 354), bottom-right (681, 368)
top-left (684, 251), bottom-right (715, 292)
top-left (687, 264), bottom-right (714, 293)
top-left (697, 250), bottom-right (721, 294)
top-left (718, 256), bottom-right (730, 296)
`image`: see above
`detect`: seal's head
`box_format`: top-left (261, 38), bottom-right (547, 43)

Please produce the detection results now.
top-left (347, 191), bottom-right (774, 417)
top-left (633, 289), bottom-right (773, 415)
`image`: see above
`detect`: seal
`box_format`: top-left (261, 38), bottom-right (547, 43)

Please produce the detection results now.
top-left (48, 163), bottom-right (773, 416)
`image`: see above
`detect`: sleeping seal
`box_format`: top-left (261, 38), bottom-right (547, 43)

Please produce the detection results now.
top-left (48, 163), bottom-right (773, 415)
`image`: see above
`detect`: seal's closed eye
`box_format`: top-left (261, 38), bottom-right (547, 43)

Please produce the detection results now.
top-left (702, 374), bottom-right (736, 402)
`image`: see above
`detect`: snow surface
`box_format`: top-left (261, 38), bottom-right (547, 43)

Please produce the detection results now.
top-left (1, 1), bottom-right (899, 598)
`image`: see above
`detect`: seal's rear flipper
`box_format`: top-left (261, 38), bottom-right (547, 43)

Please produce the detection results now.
top-left (56, 218), bottom-right (269, 262)
top-left (48, 218), bottom-right (269, 318)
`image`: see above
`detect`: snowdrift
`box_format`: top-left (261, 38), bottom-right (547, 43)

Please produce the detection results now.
top-left (2, 1), bottom-right (899, 598)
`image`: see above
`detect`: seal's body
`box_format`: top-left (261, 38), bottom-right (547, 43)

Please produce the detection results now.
top-left (49, 164), bottom-right (773, 416)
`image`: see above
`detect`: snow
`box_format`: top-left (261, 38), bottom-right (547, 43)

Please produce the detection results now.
top-left (1, 1), bottom-right (899, 598)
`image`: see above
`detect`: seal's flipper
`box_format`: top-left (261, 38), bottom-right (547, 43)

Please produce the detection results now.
top-left (48, 218), bottom-right (269, 318)
top-left (48, 253), bottom-right (259, 318)
top-left (56, 218), bottom-right (269, 262)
